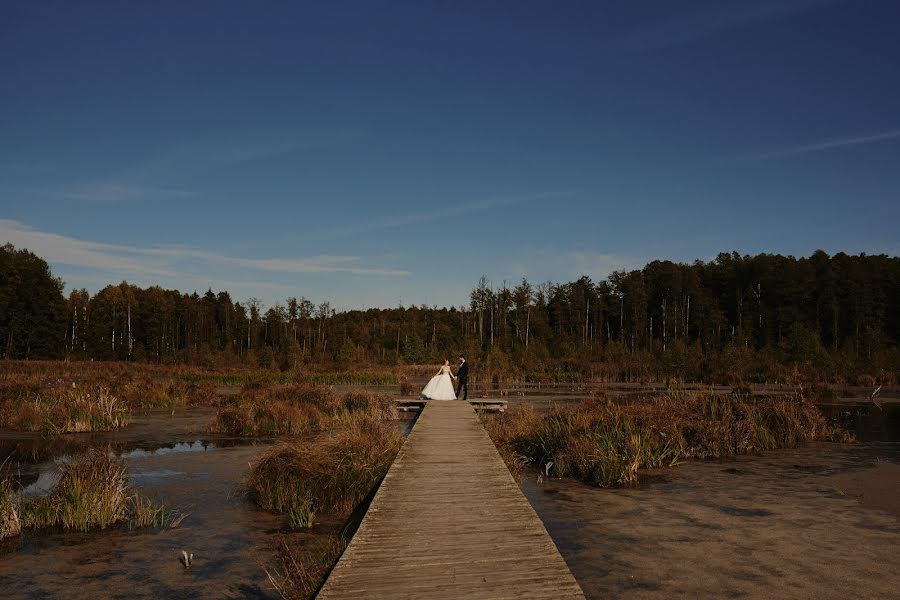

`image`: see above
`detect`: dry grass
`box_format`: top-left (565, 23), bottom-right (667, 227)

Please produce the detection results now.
top-left (298, 371), bottom-right (398, 386)
top-left (210, 384), bottom-right (396, 437)
top-left (1, 386), bottom-right (129, 433)
top-left (0, 476), bottom-right (21, 540)
top-left (0, 361), bottom-right (221, 432)
top-left (485, 391), bottom-right (850, 487)
top-left (247, 414), bottom-right (402, 525)
top-left (266, 534), bottom-right (347, 600)
top-left (3, 449), bottom-right (177, 536)
top-left (399, 379), bottom-right (416, 396)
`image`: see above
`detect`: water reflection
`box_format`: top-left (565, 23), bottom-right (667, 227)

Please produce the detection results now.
top-left (818, 402), bottom-right (900, 442)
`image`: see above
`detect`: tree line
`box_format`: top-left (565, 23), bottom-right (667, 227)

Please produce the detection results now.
top-left (2, 243), bottom-right (898, 384)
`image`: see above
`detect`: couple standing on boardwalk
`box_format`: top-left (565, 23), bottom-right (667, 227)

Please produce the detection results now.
top-left (420, 355), bottom-right (469, 401)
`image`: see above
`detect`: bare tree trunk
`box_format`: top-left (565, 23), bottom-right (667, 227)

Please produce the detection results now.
top-left (127, 303), bottom-right (133, 357)
top-left (525, 308), bottom-right (530, 349)
top-left (686, 296), bottom-right (691, 342)
top-left (71, 305), bottom-right (77, 352)
top-left (662, 297), bottom-right (667, 352)
top-left (490, 299), bottom-right (494, 347)
top-left (584, 298), bottom-right (589, 347)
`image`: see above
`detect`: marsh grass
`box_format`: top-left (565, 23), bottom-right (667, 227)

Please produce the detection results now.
top-left (210, 384), bottom-right (396, 437)
top-left (485, 391), bottom-right (850, 487)
top-left (4, 449), bottom-right (177, 536)
top-left (299, 371), bottom-right (398, 386)
top-left (0, 361), bottom-right (221, 432)
top-left (266, 534), bottom-right (348, 600)
top-left (2, 386), bottom-right (130, 433)
top-left (399, 379), bottom-right (416, 396)
top-left (122, 378), bottom-right (219, 409)
top-left (287, 499), bottom-right (315, 529)
top-left (247, 415), bottom-right (402, 525)
top-left (0, 476), bottom-right (21, 540)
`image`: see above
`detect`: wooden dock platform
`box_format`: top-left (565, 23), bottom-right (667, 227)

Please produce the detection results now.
top-left (395, 398), bottom-right (507, 413)
top-left (318, 400), bottom-right (585, 599)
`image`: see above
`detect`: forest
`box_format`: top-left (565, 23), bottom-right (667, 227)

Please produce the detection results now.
top-left (1, 243), bottom-right (898, 385)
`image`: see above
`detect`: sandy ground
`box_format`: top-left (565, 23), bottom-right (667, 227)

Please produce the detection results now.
top-left (524, 442), bottom-right (900, 599)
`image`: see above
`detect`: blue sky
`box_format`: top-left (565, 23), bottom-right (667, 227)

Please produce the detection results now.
top-left (1, 0), bottom-right (898, 309)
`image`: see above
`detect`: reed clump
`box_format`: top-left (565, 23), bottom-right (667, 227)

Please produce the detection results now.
top-left (118, 377), bottom-right (219, 409)
top-left (210, 384), bottom-right (396, 436)
top-left (298, 370), bottom-right (399, 386)
top-left (0, 362), bottom-right (222, 433)
top-left (4, 449), bottom-right (176, 535)
top-left (485, 392), bottom-right (849, 487)
top-left (1, 386), bottom-right (129, 433)
top-left (266, 534), bottom-right (348, 600)
top-left (247, 414), bottom-right (402, 525)
top-left (339, 391), bottom-right (397, 421)
top-left (0, 478), bottom-right (21, 540)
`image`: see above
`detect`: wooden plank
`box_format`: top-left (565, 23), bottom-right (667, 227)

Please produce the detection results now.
top-left (394, 399), bottom-right (507, 413)
top-left (319, 400), bottom-right (584, 599)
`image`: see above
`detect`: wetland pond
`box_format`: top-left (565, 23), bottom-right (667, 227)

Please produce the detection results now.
top-left (2, 397), bottom-right (898, 599)
top-left (0, 408), bottom-right (415, 599)
top-left (525, 401), bottom-right (900, 599)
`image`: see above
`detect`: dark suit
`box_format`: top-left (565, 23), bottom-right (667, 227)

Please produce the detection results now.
top-left (455, 360), bottom-right (469, 400)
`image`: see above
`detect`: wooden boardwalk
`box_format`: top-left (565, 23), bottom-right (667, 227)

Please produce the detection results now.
top-left (318, 400), bottom-right (585, 599)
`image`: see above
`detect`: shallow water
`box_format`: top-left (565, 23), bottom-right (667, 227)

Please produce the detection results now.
top-left (514, 393), bottom-right (900, 599)
top-left (525, 442), bottom-right (900, 599)
top-left (818, 401), bottom-right (900, 442)
top-left (0, 408), bottom-right (416, 599)
top-left (1, 440), bottom-right (286, 598)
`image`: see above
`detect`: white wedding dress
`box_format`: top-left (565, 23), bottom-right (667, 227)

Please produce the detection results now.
top-left (420, 365), bottom-right (457, 400)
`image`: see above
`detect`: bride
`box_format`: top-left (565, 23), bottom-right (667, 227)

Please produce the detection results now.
top-left (420, 359), bottom-right (458, 400)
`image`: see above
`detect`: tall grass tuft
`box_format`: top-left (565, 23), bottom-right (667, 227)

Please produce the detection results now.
top-left (210, 384), bottom-right (396, 437)
top-left (266, 534), bottom-right (348, 600)
top-left (247, 414), bottom-right (402, 524)
top-left (0, 361), bottom-right (227, 435)
top-left (9, 449), bottom-right (176, 534)
top-left (298, 370), bottom-right (399, 386)
top-left (1, 386), bottom-right (129, 433)
top-left (0, 477), bottom-right (21, 540)
top-left (485, 392), bottom-right (850, 487)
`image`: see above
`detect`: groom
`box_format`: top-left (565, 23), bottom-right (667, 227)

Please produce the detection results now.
top-left (455, 355), bottom-right (469, 401)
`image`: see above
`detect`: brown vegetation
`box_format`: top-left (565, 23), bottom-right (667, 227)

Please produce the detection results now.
top-left (209, 383), bottom-right (396, 437)
top-left (266, 534), bottom-right (348, 600)
top-left (0, 361), bottom-right (220, 432)
top-left (1, 385), bottom-right (129, 433)
top-left (247, 414), bottom-right (402, 527)
top-left (485, 391), bottom-right (850, 487)
top-left (1, 449), bottom-right (175, 539)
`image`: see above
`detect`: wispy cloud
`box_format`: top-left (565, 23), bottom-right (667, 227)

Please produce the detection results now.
top-left (739, 128), bottom-right (900, 161)
top-left (614, 0), bottom-right (839, 50)
top-left (117, 140), bottom-right (303, 183)
top-left (24, 138), bottom-right (326, 204)
top-left (304, 192), bottom-right (570, 241)
top-left (52, 183), bottom-right (198, 203)
top-left (0, 219), bottom-right (178, 277)
top-left (0, 219), bottom-right (409, 280)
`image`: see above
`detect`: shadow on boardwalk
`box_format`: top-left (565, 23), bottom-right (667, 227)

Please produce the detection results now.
top-left (319, 400), bottom-right (585, 599)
